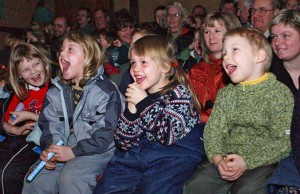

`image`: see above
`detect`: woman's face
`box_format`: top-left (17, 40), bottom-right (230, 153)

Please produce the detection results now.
top-left (271, 23), bottom-right (300, 62)
top-left (204, 20), bottom-right (227, 59)
top-left (166, 6), bottom-right (183, 32)
top-left (117, 24), bottom-right (134, 44)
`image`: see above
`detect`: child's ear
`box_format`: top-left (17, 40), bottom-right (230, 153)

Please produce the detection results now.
top-left (256, 49), bottom-right (267, 64)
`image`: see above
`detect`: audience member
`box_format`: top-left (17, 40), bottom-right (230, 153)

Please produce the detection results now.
top-left (219, 0), bottom-right (237, 15)
top-left (93, 34), bottom-right (204, 194)
top-left (237, 0), bottom-right (253, 27)
top-left (166, 1), bottom-right (194, 58)
top-left (52, 16), bottom-right (71, 54)
top-left (94, 8), bottom-right (110, 31)
top-left (184, 27), bottom-right (293, 194)
top-left (267, 9), bottom-right (300, 193)
top-left (0, 43), bottom-right (51, 194)
top-left (32, 0), bottom-right (53, 23)
top-left (191, 4), bottom-right (207, 17)
top-left (187, 11), bottom-right (240, 124)
top-left (194, 14), bottom-right (205, 29)
top-left (77, 7), bottom-right (94, 35)
top-left (250, 0), bottom-right (281, 38)
top-left (181, 28), bottom-right (203, 73)
top-left (22, 31), bottom-right (124, 194)
top-left (153, 5), bottom-right (167, 35)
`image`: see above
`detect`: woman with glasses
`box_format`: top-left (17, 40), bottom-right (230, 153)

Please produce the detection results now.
top-left (166, 1), bottom-right (195, 60)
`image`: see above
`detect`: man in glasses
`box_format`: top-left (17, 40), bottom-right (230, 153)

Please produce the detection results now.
top-left (250, 0), bottom-right (281, 38)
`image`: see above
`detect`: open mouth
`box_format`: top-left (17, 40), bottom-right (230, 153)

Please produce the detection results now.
top-left (135, 75), bottom-right (145, 84)
top-left (60, 59), bottom-right (70, 73)
top-left (225, 64), bottom-right (237, 75)
top-left (32, 74), bottom-right (41, 82)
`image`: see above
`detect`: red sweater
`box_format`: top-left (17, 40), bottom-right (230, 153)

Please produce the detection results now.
top-left (4, 82), bottom-right (49, 122)
top-left (188, 54), bottom-right (229, 123)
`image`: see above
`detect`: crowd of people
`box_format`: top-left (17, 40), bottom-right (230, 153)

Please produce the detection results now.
top-left (0, 0), bottom-right (299, 193)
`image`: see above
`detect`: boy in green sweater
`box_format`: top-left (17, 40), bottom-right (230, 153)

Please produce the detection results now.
top-left (184, 27), bottom-right (294, 194)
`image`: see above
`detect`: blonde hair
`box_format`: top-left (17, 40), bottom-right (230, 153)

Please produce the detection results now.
top-left (129, 35), bottom-right (201, 112)
top-left (201, 11), bottom-right (241, 64)
top-left (224, 27), bottom-right (273, 70)
top-left (270, 9), bottom-right (300, 32)
top-left (9, 43), bottom-right (52, 100)
top-left (59, 31), bottom-right (106, 87)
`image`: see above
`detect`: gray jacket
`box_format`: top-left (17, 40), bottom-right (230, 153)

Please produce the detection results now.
top-left (39, 67), bottom-right (125, 156)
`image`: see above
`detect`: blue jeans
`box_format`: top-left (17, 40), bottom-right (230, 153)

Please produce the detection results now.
top-left (94, 126), bottom-right (204, 194)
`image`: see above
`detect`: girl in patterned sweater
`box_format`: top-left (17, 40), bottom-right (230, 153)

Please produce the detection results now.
top-left (94, 35), bottom-right (205, 194)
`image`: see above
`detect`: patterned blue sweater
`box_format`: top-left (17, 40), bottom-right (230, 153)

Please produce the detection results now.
top-left (115, 84), bottom-right (201, 151)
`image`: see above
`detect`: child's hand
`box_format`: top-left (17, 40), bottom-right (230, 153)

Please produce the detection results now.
top-left (217, 160), bottom-right (241, 181)
top-left (40, 150), bottom-right (57, 170)
top-left (47, 144), bottom-right (75, 162)
top-left (113, 39), bottom-right (122, 47)
top-left (225, 154), bottom-right (248, 175)
top-left (125, 82), bottom-right (147, 105)
top-left (8, 111), bottom-right (38, 125)
top-left (212, 154), bottom-right (242, 181)
top-left (3, 122), bottom-right (34, 135)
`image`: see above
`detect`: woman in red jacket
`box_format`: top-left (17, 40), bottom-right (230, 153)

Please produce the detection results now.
top-left (188, 11), bottom-right (240, 124)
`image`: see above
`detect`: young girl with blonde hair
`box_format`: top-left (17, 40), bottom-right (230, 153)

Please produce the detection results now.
top-left (22, 31), bottom-right (124, 194)
top-left (0, 43), bottom-right (51, 193)
top-left (94, 35), bottom-right (204, 194)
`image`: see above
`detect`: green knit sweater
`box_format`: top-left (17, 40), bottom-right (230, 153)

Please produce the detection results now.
top-left (204, 73), bottom-right (293, 169)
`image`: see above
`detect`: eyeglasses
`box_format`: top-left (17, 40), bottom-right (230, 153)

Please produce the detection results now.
top-left (120, 25), bottom-right (134, 32)
top-left (249, 7), bottom-right (274, 16)
top-left (167, 13), bottom-right (181, 18)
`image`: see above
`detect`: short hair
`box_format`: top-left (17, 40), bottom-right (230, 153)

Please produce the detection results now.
top-left (166, 1), bottom-right (187, 19)
top-left (94, 7), bottom-right (109, 18)
top-left (9, 43), bottom-right (52, 99)
top-left (78, 7), bottom-right (92, 19)
top-left (270, 9), bottom-right (300, 32)
top-left (201, 11), bottom-right (241, 64)
top-left (154, 5), bottom-right (166, 14)
top-left (219, 0), bottom-right (237, 12)
top-left (224, 27), bottom-right (273, 71)
top-left (59, 31), bottom-right (106, 87)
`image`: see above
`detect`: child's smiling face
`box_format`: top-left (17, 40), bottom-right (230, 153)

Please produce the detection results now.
top-left (222, 35), bottom-right (265, 83)
top-left (18, 57), bottom-right (46, 87)
top-left (59, 38), bottom-right (85, 86)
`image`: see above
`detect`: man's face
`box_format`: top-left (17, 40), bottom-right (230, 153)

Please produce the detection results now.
top-left (251, 0), bottom-right (278, 33)
top-left (77, 10), bottom-right (90, 27)
top-left (54, 17), bottom-right (70, 37)
top-left (94, 10), bottom-right (108, 30)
